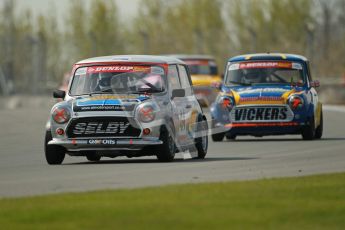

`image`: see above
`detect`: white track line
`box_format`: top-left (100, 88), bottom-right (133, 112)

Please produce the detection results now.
top-left (324, 105), bottom-right (345, 113)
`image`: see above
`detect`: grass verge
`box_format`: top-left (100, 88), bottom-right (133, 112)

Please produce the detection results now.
top-left (1, 173), bottom-right (345, 229)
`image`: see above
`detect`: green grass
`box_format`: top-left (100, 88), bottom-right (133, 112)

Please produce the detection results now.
top-left (1, 173), bottom-right (345, 230)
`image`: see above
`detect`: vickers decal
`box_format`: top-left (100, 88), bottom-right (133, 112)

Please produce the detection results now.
top-left (230, 106), bottom-right (293, 122)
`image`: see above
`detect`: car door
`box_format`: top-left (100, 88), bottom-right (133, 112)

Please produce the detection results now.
top-left (178, 64), bottom-right (198, 145)
top-left (168, 65), bottom-right (187, 147)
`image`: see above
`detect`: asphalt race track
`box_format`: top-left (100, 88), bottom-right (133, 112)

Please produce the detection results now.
top-left (0, 105), bottom-right (345, 197)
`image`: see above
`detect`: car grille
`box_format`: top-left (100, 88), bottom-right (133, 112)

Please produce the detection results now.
top-left (66, 117), bottom-right (141, 138)
top-left (230, 105), bottom-right (294, 123)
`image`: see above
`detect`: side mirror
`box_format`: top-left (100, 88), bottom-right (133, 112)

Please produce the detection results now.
top-left (171, 89), bottom-right (185, 99)
top-left (310, 80), bottom-right (320, 88)
top-left (53, 90), bottom-right (66, 99)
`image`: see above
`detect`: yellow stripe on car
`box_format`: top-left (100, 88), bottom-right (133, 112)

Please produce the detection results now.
top-left (281, 89), bottom-right (296, 103)
top-left (231, 90), bottom-right (241, 105)
top-left (191, 75), bottom-right (222, 86)
top-left (245, 55), bottom-right (252, 60)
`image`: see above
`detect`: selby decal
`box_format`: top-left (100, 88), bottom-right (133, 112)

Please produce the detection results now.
top-left (73, 122), bottom-right (130, 135)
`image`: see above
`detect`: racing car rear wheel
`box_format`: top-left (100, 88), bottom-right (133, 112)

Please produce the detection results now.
top-left (314, 111), bottom-right (323, 139)
top-left (302, 116), bottom-right (315, 140)
top-left (156, 125), bottom-right (176, 162)
top-left (44, 131), bottom-right (65, 165)
top-left (195, 116), bottom-right (208, 159)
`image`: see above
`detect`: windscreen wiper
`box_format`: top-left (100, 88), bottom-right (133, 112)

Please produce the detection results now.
top-left (135, 88), bottom-right (163, 94)
top-left (140, 79), bottom-right (161, 92)
top-left (228, 81), bottom-right (252, 86)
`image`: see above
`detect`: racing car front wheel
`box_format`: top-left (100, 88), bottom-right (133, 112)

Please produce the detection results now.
top-left (301, 116), bottom-right (316, 140)
top-left (211, 119), bottom-right (225, 142)
top-left (44, 131), bottom-right (65, 165)
top-left (156, 125), bottom-right (176, 162)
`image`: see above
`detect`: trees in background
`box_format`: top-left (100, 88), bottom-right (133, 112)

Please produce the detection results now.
top-left (65, 0), bottom-right (122, 60)
top-left (129, 0), bottom-right (228, 65)
top-left (0, 0), bottom-right (344, 94)
top-left (228, 0), bottom-right (312, 53)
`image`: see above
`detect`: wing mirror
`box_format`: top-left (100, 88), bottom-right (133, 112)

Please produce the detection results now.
top-left (53, 89), bottom-right (66, 99)
top-left (310, 80), bottom-right (320, 88)
top-left (171, 89), bottom-right (185, 99)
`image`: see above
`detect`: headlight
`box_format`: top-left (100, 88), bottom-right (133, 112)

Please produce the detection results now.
top-left (288, 95), bottom-right (304, 110)
top-left (137, 104), bottom-right (156, 123)
top-left (52, 107), bottom-right (71, 124)
top-left (219, 96), bottom-right (234, 110)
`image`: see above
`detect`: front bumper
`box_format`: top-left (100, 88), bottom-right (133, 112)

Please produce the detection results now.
top-left (214, 121), bottom-right (305, 136)
top-left (211, 103), bottom-right (311, 136)
top-left (224, 122), bottom-right (302, 128)
top-left (48, 137), bottom-right (162, 152)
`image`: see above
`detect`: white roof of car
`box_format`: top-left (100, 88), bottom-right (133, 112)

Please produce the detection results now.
top-left (76, 55), bottom-right (185, 65)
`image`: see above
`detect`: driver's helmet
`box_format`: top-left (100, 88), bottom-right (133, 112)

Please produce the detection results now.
top-left (97, 73), bottom-right (112, 91)
top-left (243, 70), bottom-right (262, 83)
top-left (136, 74), bottom-right (163, 91)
